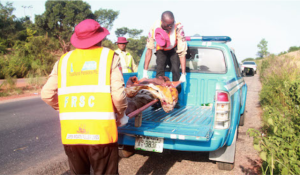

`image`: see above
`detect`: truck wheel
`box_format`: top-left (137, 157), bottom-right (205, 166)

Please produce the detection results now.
top-left (249, 69), bottom-right (253, 76)
top-left (217, 162), bottom-right (234, 170)
top-left (118, 145), bottom-right (135, 158)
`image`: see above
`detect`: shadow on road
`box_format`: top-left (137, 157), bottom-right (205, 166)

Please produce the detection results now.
top-left (134, 150), bottom-right (209, 174)
top-left (239, 157), bottom-right (262, 175)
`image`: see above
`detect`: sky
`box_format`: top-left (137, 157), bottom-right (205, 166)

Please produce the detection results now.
top-left (2, 0), bottom-right (300, 62)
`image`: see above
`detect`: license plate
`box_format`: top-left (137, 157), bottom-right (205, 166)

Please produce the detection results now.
top-left (134, 136), bottom-right (164, 153)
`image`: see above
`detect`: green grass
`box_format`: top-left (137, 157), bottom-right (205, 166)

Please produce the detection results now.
top-left (248, 54), bottom-right (300, 175)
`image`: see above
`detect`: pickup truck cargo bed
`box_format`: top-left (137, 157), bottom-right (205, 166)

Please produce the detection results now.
top-left (118, 105), bottom-right (214, 142)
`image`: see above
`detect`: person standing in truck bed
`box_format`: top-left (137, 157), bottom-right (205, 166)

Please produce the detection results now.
top-left (143, 11), bottom-right (187, 108)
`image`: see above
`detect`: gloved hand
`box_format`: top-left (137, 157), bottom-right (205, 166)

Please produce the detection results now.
top-left (118, 114), bottom-right (129, 127)
top-left (179, 73), bottom-right (186, 82)
top-left (143, 69), bottom-right (149, 79)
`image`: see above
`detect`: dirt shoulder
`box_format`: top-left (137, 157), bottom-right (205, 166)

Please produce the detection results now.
top-left (0, 89), bottom-right (41, 103)
top-left (0, 77), bottom-right (45, 103)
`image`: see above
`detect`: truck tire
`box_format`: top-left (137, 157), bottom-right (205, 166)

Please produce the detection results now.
top-left (217, 162), bottom-right (234, 170)
top-left (210, 129), bottom-right (237, 171)
top-left (118, 145), bottom-right (135, 158)
top-left (249, 69), bottom-right (254, 76)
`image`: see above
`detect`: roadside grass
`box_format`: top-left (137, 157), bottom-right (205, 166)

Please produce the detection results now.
top-left (26, 74), bottom-right (47, 90)
top-left (248, 53), bottom-right (300, 174)
top-left (0, 75), bottom-right (46, 98)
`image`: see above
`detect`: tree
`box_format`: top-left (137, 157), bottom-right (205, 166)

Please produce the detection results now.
top-left (0, 2), bottom-right (16, 40)
top-left (288, 46), bottom-right (300, 53)
top-left (115, 27), bottom-right (129, 37)
top-left (35, 1), bottom-right (94, 53)
top-left (257, 38), bottom-right (269, 58)
top-left (94, 9), bottom-right (119, 31)
top-left (0, 2), bottom-right (32, 50)
top-left (126, 36), bottom-right (147, 64)
top-left (278, 51), bottom-right (287, 56)
top-left (115, 27), bottom-right (143, 38)
top-left (102, 39), bottom-right (117, 50)
top-left (128, 29), bottom-right (143, 38)
top-left (35, 0), bottom-right (119, 53)
top-left (114, 27), bottom-right (146, 64)
top-left (242, 58), bottom-right (255, 62)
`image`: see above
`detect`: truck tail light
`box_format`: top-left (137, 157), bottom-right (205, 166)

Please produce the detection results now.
top-left (214, 91), bottom-right (230, 129)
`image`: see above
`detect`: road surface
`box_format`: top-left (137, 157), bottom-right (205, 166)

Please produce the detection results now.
top-left (0, 74), bottom-right (262, 174)
top-left (0, 97), bottom-right (63, 174)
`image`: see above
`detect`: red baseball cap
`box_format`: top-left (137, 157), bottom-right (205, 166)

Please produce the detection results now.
top-left (116, 37), bottom-right (129, 44)
top-left (155, 28), bottom-right (170, 48)
top-left (71, 19), bottom-right (110, 49)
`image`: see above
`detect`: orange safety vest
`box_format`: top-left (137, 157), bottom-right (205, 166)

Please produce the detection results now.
top-left (57, 46), bottom-right (117, 145)
top-left (152, 20), bottom-right (180, 51)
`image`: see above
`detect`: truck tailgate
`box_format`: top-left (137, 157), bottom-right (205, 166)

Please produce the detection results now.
top-left (118, 106), bottom-right (214, 141)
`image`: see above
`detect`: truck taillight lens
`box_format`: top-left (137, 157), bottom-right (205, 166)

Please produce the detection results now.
top-left (215, 91), bottom-right (230, 129)
top-left (217, 92), bottom-right (229, 102)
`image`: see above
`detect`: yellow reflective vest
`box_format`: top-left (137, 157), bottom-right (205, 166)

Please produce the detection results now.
top-left (114, 49), bottom-right (133, 73)
top-left (57, 46), bottom-right (117, 145)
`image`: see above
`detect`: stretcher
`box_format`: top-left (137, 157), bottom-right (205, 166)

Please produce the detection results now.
top-left (127, 80), bottom-right (182, 119)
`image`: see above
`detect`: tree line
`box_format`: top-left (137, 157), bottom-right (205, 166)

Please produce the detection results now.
top-left (0, 0), bottom-right (146, 79)
top-left (242, 38), bottom-right (300, 62)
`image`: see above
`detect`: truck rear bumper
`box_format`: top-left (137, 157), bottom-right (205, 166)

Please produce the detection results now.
top-left (118, 129), bottom-right (228, 152)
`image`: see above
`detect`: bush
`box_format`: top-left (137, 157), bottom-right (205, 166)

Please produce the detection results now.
top-left (0, 34), bottom-right (61, 79)
top-left (248, 55), bottom-right (300, 174)
top-left (0, 37), bottom-right (7, 53)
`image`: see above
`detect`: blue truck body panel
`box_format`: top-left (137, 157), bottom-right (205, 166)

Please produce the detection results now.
top-left (119, 39), bottom-right (247, 153)
top-left (118, 106), bottom-right (214, 142)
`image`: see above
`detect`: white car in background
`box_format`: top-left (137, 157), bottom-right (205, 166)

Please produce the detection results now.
top-left (241, 61), bottom-right (257, 76)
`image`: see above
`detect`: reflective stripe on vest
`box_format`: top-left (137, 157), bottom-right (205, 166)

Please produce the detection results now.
top-left (152, 20), bottom-right (180, 51)
top-left (58, 47), bottom-right (117, 145)
top-left (115, 49), bottom-right (133, 73)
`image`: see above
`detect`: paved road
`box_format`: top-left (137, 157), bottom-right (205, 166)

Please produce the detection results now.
top-left (0, 74), bottom-right (262, 174)
top-left (0, 97), bottom-right (63, 174)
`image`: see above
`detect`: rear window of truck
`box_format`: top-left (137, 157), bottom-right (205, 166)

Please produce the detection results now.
top-left (148, 47), bottom-right (226, 74)
top-left (243, 62), bottom-right (256, 65)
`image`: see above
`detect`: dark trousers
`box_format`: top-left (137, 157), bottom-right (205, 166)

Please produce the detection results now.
top-left (156, 48), bottom-right (181, 93)
top-left (64, 143), bottom-right (119, 175)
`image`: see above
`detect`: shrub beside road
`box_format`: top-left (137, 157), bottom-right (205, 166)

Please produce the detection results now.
top-left (248, 51), bottom-right (300, 174)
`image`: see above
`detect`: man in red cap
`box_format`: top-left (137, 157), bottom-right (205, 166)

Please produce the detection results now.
top-left (41, 19), bottom-right (128, 174)
top-left (115, 37), bottom-right (138, 73)
top-left (144, 11), bottom-right (187, 108)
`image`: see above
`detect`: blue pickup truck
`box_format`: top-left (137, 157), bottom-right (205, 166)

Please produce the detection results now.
top-left (118, 36), bottom-right (247, 170)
